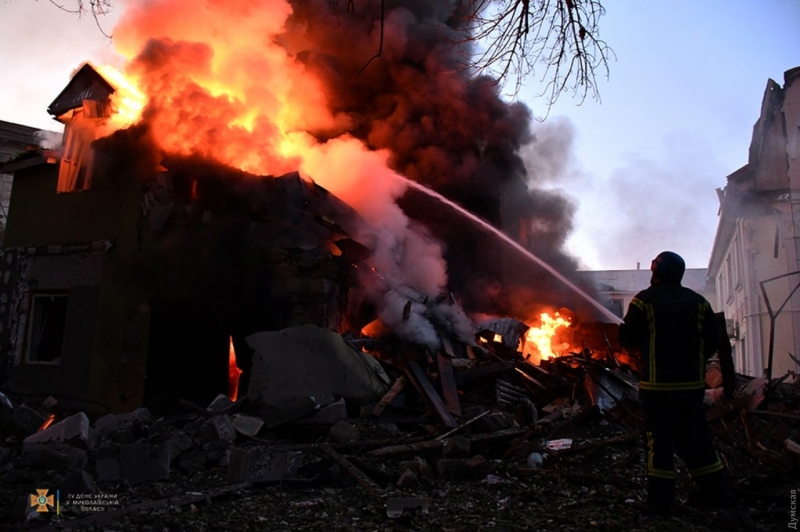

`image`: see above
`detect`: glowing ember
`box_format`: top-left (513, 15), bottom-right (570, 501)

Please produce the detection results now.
top-left (38, 414), bottom-right (56, 432)
top-left (522, 312), bottom-right (572, 364)
top-left (227, 336), bottom-right (243, 402)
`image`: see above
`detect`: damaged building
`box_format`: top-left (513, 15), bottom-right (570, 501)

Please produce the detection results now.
top-left (0, 120), bottom-right (49, 246)
top-left (0, 65), bottom-right (370, 415)
top-left (709, 65), bottom-right (800, 379)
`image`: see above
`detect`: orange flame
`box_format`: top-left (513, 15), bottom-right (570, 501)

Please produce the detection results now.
top-left (522, 312), bottom-right (572, 364)
top-left (38, 414), bottom-right (56, 432)
top-left (228, 336), bottom-right (243, 402)
top-left (90, 1), bottom-right (407, 230)
top-left (97, 1), bottom-right (343, 176)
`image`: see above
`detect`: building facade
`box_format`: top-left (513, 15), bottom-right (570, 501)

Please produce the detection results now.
top-left (0, 120), bottom-right (47, 245)
top-left (578, 268), bottom-right (713, 320)
top-left (708, 66), bottom-right (800, 379)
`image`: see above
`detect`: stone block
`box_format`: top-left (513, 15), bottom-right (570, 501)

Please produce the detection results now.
top-left (208, 394), bottom-right (234, 415)
top-left (231, 414), bottom-right (264, 437)
top-left (96, 444), bottom-right (169, 482)
top-left (329, 421), bottom-right (360, 443)
top-left (23, 412), bottom-right (94, 450)
top-left (303, 398), bottom-right (348, 424)
top-left (21, 443), bottom-right (87, 470)
top-left (167, 431), bottom-right (195, 462)
top-left (204, 415), bottom-right (236, 444)
top-left (93, 413), bottom-right (119, 432)
top-left (114, 408), bottom-right (154, 431)
top-left (227, 447), bottom-right (302, 484)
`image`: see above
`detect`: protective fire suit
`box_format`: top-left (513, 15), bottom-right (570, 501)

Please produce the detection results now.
top-left (619, 275), bottom-right (728, 515)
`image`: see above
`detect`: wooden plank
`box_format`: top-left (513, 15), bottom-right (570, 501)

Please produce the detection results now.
top-left (435, 410), bottom-right (491, 441)
top-left (405, 361), bottom-right (458, 428)
top-left (469, 427), bottom-right (528, 444)
top-left (370, 376), bottom-right (406, 417)
top-left (440, 334), bottom-right (456, 358)
top-left (437, 352), bottom-right (462, 417)
top-left (365, 439), bottom-right (444, 458)
top-left (454, 360), bottom-right (515, 387)
top-left (319, 443), bottom-right (383, 501)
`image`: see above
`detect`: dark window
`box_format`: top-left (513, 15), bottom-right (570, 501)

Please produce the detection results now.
top-left (26, 293), bottom-right (68, 364)
top-left (606, 298), bottom-right (624, 319)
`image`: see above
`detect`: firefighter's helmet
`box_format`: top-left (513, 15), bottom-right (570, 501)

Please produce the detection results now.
top-left (651, 251), bottom-right (685, 283)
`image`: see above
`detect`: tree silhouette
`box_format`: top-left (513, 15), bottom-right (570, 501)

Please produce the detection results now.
top-left (458, 0), bottom-right (612, 106)
top-left (47, 0), bottom-right (612, 107)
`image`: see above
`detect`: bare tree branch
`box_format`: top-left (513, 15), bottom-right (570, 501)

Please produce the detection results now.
top-left (457, 0), bottom-right (614, 114)
top-left (42, 0), bottom-right (113, 38)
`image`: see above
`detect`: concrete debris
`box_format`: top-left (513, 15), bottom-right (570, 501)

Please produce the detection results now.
top-left (23, 412), bottom-right (95, 450)
top-left (386, 497), bottom-right (429, 518)
top-left (97, 444), bottom-right (170, 482)
top-left (204, 415), bottom-right (236, 445)
top-left (329, 420), bottom-right (361, 443)
top-left (246, 324), bottom-right (390, 425)
top-left (20, 443), bottom-right (88, 470)
top-left (227, 447), bottom-right (302, 483)
top-left (231, 414), bottom-right (265, 438)
top-left (0, 321), bottom-right (797, 531)
top-left (303, 398), bottom-right (348, 424)
top-left (208, 394), bottom-right (234, 415)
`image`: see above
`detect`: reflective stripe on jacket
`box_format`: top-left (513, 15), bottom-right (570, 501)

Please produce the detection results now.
top-left (618, 282), bottom-right (718, 391)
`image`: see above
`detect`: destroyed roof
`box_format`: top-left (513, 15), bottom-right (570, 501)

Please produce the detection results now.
top-left (577, 268), bottom-right (708, 293)
top-left (47, 63), bottom-right (116, 117)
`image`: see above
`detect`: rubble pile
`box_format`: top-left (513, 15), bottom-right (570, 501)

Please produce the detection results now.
top-left (0, 323), bottom-right (797, 531)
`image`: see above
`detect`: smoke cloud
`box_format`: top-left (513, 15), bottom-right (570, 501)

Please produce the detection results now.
top-left (102, 0), bottom-right (588, 345)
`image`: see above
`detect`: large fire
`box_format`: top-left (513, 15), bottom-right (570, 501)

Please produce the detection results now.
top-left (66, 1), bottom-right (590, 367)
top-left (94, 0), bottom-right (365, 189)
top-left (522, 312), bottom-right (572, 364)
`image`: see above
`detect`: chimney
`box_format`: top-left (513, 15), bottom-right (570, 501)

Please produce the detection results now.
top-left (636, 262), bottom-right (640, 270)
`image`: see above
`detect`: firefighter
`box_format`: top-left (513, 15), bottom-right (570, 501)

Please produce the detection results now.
top-left (618, 251), bottom-right (732, 516)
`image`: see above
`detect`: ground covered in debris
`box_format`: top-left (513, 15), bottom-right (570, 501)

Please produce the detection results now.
top-left (1, 325), bottom-right (798, 532)
top-left (1, 410), bottom-right (793, 532)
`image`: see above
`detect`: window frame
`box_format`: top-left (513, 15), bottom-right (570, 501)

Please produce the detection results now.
top-left (24, 291), bottom-right (70, 366)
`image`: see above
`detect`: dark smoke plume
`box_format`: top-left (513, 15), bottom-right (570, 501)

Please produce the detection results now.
top-left (283, 1), bottom-right (590, 319)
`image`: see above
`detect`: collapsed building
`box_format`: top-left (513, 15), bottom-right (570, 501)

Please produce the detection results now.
top-left (0, 64), bottom-right (380, 415)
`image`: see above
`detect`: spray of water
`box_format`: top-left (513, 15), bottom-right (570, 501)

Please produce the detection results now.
top-left (398, 177), bottom-right (624, 325)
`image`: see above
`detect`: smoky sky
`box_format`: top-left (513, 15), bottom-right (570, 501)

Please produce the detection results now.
top-left (283, 0), bottom-right (589, 316)
top-left (576, 133), bottom-right (724, 270)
